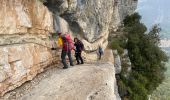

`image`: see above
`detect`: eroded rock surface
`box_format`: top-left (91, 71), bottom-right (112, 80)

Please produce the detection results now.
top-left (0, 0), bottom-right (56, 96)
top-left (0, 0), bottom-right (54, 35)
top-left (0, 43), bottom-right (59, 96)
top-left (0, 0), bottom-right (137, 97)
top-left (19, 64), bottom-right (117, 100)
top-left (45, 0), bottom-right (138, 51)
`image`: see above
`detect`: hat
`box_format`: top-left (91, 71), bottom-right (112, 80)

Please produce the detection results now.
top-left (57, 31), bottom-right (62, 35)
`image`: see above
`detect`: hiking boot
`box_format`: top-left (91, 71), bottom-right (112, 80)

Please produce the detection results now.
top-left (63, 67), bottom-right (68, 69)
top-left (70, 64), bottom-right (74, 66)
top-left (81, 62), bottom-right (84, 64)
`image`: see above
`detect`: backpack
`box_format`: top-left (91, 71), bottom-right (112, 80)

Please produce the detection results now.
top-left (64, 34), bottom-right (74, 50)
top-left (57, 36), bottom-right (63, 48)
top-left (79, 41), bottom-right (84, 51)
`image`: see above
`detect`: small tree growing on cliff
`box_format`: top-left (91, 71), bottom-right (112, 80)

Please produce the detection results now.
top-left (148, 24), bottom-right (161, 45)
top-left (119, 12), bottom-right (168, 100)
top-left (123, 13), bottom-right (141, 27)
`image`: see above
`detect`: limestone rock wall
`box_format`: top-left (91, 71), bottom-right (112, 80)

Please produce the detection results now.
top-left (0, 0), bottom-right (137, 96)
top-left (0, 0), bottom-right (58, 96)
top-left (0, 44), bottom-right (59, 96)
top-left (45, 0), bottom-right (137, 51)
top-left (117, 0), bottom-right (138, 22)
top-left (0, 0), bottom-right (54, 35)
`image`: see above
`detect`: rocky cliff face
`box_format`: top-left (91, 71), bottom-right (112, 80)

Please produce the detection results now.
top-left (0, 0), bottom-right (57, 96)
top-left (0, 0), bottom-right (137, 96)
top-left (45, 0), bottom-right (137, 51)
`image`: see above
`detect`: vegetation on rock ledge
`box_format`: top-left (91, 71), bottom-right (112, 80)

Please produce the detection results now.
top-left (110, 13), bottom-right (168, 100)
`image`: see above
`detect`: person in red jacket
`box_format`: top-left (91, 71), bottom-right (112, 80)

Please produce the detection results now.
top-left (61, 35), bottom-right (74, 69)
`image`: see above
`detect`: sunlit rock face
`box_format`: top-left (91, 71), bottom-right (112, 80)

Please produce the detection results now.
top-left (45, 0), bottom-right (137, 51)
top-left (19, 63), bottom-right (120, 100)
top-left (0, 0), bottom-right (57, 96)
top-left (0, 44), bottom-right (59, 96)
top-left (0, 0), bottom-right (137, 96)
top-left (0, 0), bottom-right (54, 35)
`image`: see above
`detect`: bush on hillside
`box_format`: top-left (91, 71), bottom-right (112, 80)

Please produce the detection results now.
top-left (118, 13), bottom-right (168, 100)
top-left (109, 40), bottom-right (124, 55)
top-left (109, 36), bottom-right (127, 55)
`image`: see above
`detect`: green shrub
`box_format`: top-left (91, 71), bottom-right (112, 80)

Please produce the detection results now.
top-left (118, 80), bottom-right (128, 97)
top-left (109, 38), bottom-right (126, 55)
top-left (118, 13), bottom-right (168, 100)
top-left (128, 79), bottom-right (148, 100)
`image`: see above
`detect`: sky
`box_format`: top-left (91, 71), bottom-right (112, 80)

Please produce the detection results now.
top-left (136, 0), bottom-right (170, 38)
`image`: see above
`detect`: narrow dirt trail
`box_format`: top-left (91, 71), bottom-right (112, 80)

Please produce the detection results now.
top-left (1, 49), bottom-right (119, 100)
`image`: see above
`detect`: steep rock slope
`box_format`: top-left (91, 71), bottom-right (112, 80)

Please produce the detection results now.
top-left (45, 0), bottom-right (137, 51)
top-left (0, 0), bottom-right (137, 96)
top-left (0, 0), bottom-right (57, 96)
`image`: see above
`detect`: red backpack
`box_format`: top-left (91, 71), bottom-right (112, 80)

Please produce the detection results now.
top-left (62, 34), bottom-right (74, 51)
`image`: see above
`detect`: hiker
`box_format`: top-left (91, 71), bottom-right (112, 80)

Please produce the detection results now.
top-left (97, 45), bottom-right (104, 60)
top-left (60, 34), bottom-right (74, 69)
top-left (74, 38), bottom-right (84, 64)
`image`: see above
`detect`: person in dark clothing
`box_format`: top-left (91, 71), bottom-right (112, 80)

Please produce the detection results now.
top-left (61, 36), bottom-right (74, 69)
top-left (98, 45), bottom-right (104, 60)
top-left (74, 38), bottom-right (84, 64)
